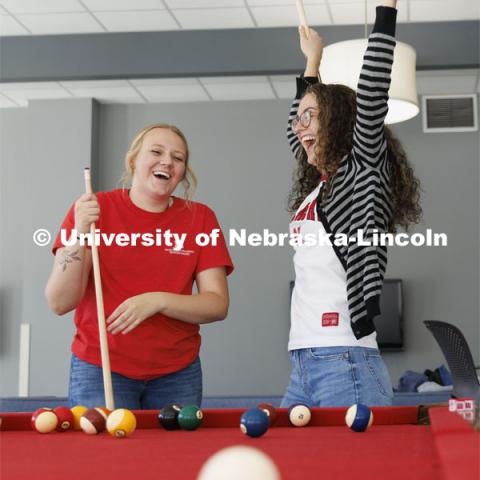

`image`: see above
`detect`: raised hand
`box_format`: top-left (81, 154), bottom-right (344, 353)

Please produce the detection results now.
top-left (299, 26), bottom-right (324, 77)
top-left (299, 26), bottom-right (323, 61)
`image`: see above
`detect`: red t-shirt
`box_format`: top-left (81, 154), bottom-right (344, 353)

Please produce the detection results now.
top-left (52, 190), bottom-right (233, 379)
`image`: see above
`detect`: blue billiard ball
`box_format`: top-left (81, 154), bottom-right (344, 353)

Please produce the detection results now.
top-left (345, 404), bottom-right (373, 432)
top-left (240, 408), bottom-right (269, 438)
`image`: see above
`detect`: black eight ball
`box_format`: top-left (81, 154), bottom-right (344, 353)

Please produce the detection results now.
top-left (158, 404), bottom-right (183, 430)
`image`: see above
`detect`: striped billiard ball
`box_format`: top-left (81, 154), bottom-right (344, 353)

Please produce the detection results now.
top-left (345, 404), bottom-right (373, 432)
top-left (106, 409), bottom-right (137, 438)
top-left (31, 408), bottom-right (58, 433)
top-left (80, 407), bottom-right (108, 435)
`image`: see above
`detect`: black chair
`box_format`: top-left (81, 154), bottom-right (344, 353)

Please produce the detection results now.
top-left (424, 320), bottom-right (480, 402)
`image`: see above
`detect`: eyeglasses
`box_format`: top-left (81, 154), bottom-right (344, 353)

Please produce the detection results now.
top-left (291, 108), bottom-right (318, 131)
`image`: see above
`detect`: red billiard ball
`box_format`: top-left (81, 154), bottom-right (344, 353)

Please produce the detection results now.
top-left (257, 403), bottom-right (277, 426)
top-left (53, 407), bottom-right (74, 432)
top-left (31, 408), bottom-right (58, 433)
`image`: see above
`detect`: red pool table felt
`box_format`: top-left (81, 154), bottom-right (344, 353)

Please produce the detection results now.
top-left (1, 406), bottom-right (478, 480)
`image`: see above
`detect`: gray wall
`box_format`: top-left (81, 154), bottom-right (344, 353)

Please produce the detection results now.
top-left (0, 98), bottom-right (98, 396)
top-left (382, 113), bottom-right (480, 381)
top-left (1, 86), bottom-right (479, 397)
top-left (0, 108), bottom-right (26, 395)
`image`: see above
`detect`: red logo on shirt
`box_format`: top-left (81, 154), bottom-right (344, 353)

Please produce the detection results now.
top-left (165, 248), bottom-right (195, 256)
top-left (292, 199), bottom-right (317, 222)
top-left (322, 313), bottom-right (339, 327)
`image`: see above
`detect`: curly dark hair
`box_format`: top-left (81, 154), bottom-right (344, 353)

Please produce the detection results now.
top-left (288, 83), bottom-right (422, 232)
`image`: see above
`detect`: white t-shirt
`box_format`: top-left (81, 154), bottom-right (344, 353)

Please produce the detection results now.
top-left (288, 183), bottom-right (378, 350)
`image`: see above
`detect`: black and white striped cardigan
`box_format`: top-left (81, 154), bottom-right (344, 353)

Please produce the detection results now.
top-left (287, 6), bottom-right (397, 339)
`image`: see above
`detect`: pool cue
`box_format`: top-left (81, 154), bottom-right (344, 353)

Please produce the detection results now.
top-left (84, 167), bottom-right (115, 411)
top-left (295, 0), bottom-right (310, 38)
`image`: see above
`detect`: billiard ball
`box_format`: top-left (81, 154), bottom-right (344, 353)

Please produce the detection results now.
top-left (177, 405), bottom-right (203, 431)
top-left (80, 407), bottom-right (108, 435)
top-left (197, 445), bottom-right (280, 480)
top-left (257, 403), bottom-right (277, 426)
top-left (345, 404), bottom-right (373, 432)
top-left (31, 408), bottom-right (58, 433)
top-left (70, 405), bottom-right (88, 431)
top-left (96, 407), bottom-right (111, 417)
top-left (240, 408), bottom-right (269, 438)
top-left (53, 406), bottom-right (74, 432)
top-left (106, 409), bottom-right (137, 438)
top-left (288, 404), bottom-right (311, 427)
top-left (158, 404), bottom-right (182, 431)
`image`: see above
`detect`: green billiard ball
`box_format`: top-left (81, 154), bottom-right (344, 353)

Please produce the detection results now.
top-left (177, 405), bottom-right (203, 431)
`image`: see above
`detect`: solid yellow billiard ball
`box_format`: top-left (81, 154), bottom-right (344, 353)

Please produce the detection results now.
top-left (70, 405), bottom-right (88, 431)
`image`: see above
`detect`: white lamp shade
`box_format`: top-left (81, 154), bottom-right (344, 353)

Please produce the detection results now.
top-left (320, 39), bottom-right (419, 124)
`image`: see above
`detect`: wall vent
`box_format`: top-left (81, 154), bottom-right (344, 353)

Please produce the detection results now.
top-left (422, 94), bottom-right (478, 133)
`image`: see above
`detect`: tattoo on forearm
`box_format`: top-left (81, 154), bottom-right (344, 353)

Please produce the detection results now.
top-left (59, 249), bottom-right (81, 272)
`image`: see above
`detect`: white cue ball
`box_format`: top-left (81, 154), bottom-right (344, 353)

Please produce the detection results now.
top-left (288, 404), bottom-right (311, 427)
top-left (197, 445), bottom-right (281, 480)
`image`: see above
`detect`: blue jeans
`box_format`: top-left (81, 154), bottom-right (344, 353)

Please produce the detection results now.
top-left (281, 347), bottom-right (393, 407)
top-left (68, 354), bottom-right (202, 409)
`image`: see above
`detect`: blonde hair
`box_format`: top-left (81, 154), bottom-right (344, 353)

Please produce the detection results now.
top-left (121, 123), bottom-right (197, 202)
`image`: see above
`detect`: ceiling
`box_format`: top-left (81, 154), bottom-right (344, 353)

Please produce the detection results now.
top-left (0, 1), bottom-right (478, 108)
top-left (0, 0), bottom-right (478, 36)
top-left (0, 69), bottom-right (478, 109)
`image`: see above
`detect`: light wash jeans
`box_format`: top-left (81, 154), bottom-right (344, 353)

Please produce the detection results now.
top-left (68, 354), bottom-right (202, 409)
top-left (281, 346), bottom-right (393, 407)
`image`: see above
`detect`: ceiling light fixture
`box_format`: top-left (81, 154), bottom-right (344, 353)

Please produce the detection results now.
top-left (319, 1), bottom-right (419, 124)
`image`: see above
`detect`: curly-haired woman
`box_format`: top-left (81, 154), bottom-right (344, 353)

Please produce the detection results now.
top-left (282, 0), bottom-right (421, 407)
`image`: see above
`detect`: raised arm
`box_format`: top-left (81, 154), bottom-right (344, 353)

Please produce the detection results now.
top-left (286, 26), bottom-right (323, 158)
top-left (352, 4), bottom-right (398, 166)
